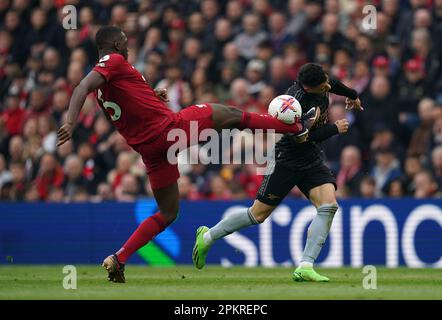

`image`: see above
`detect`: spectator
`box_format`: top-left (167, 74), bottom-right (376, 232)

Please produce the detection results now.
top-left (287, 0), bottom-right (308, 37)
top-left (413, 170), bottom-right (441, 198)
top-left (234, 13), bottom-right (268, 60)
top-left (188, 12), bottom-right (206, 40)
top-left (369, 123), bottom-right (405, 165)
top-left (8, 135), bottom-right (25, 162)
top-left (178, 175), bottom-right (201, 200)
top-left (268, 56), bottom-right (292, 94)
top-left (396, 59), bottom-right (426, 136)
top-left (180, 37), bottom-right (202, 81)
top-left (258, 85), bottom-right (276, 111)
top-left (0, 154), bottom-right (12, 190)
top-left (268, 11), bottom-right (294, 55)
top-left (108, 151), bottom-right (135, 192)
top-left (208, 175), bottom-right (232, 200)
top-left (336, 145), bottom-right (365, 197)
top-left (34, 153), bottom-right (64, 200)
top-left (92, 182), bottom-right (114, 202)
top-left (205, 18), bottom-right (233, 68)
top-left (371, 147), bottom-right (402, 197)
top-left (372, 56), bottom-right (390, 78)
top-left (47, 187), bottom-right (65, 203)
top-left (323, 103), bottom-right (361, 171)
top-left (115, 173), bottom-right (140, 202)
top-left (214, 63), bottom-right (237, 103)
top-left (1, 93), bottom-right (25, 136)
top-left (403, 156), bottom-right (423, 195)
top-left (351, 60), bottom-right (370, 95)
top-left (26, 88), bottom-right (48, 120)
top-left (37, 115), bottom-right (57, 153)
top-left (359, 176), bottom-right (377, 199)
top-left (225, 0), bottom-right (244, 36)
top-left (51, 89), bottom-right (69, 125)
top-left (407, 98), bottom-right (436, 160)
top-left (284, 43), bottom-right (308, 81)
top-left (245, 59), bottom-right (267, 98)
top-left (25, 184), bottom-right (40, 202)
top-left (385, 35), bottom-right (402, 81)
top-left (431, 145), bottom-right (442, 189)
top-left (200, 0), bottom-right (220, 36)
top-left (384, 178), bottom-right (405, 198)
top-left (227, 78), bottom-right (264, 114)
top-left (156, 64), bottom-right (192, 112)
top-left (62, 154), bottom-right (87, 201)
top-left (357, 76), bottom-right (397, 146)
top-left (72, 187), bottom-right (90, 202)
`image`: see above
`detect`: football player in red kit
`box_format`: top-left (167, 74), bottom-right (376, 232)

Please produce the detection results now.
top-left (57, 26), bottom-right (318, 283)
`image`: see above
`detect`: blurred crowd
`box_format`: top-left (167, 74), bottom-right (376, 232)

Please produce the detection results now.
top-left (1, 0), bottom-right (442, 202)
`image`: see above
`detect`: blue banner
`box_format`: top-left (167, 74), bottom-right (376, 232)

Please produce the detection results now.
top-left (0, 199), bottom-right (441, 267)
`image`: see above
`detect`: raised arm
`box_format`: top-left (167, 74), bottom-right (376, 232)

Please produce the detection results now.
top-left (329, 77), bottom-right (364, 111)
top-left (57, 71), bottom-right (105, 146)
top-left (329, 77), bottom-right (358, 99)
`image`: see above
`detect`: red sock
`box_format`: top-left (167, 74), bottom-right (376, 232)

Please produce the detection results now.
top-left (238, 112), bottom-right (303, 134)
top-left (116, 212), bottom-right (167, 264)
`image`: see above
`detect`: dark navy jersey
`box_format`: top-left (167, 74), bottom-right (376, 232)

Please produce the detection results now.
top-left (275, 78), bottom-right (358, 170)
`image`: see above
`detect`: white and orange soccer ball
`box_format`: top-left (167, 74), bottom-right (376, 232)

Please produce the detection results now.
top-left (268, 95), bottom-right (303, 124)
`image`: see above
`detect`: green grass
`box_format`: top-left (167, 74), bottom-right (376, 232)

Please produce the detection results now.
top-left (0, 265), bottom-right (441, 300)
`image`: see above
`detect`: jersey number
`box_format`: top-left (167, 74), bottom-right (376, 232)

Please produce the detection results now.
top-left (98, 89), bottom-right (122, 121)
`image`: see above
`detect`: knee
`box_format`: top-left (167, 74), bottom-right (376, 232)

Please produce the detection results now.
top-left (250, 202), bottom-right (274, 224)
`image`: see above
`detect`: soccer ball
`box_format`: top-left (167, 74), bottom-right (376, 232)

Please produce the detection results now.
top-left (268, 95), bottom-right (303, 124)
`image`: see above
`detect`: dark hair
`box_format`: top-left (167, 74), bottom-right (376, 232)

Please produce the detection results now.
top-left (298, 63), bottom-right (327, 87)
top-left (95, 26), bottom-right (123, 50)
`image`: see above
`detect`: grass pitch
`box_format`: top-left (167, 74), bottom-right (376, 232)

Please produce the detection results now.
top-left (0, 265), bottom-right (441, 300)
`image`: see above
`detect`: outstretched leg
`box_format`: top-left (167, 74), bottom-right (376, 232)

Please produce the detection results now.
top-left (210, 103), bottom-right (307, 134)
top-left (103, 183), bottom-right (180, 282)
top-left (192, 199), bottom-right (275, 269)
top-left (192, 155), bottom-right (296, 269)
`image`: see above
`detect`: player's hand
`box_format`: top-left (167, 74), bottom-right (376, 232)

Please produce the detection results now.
top-left (57, 123), bottom-right (73, 147)
top-left (335, 119), bottom-right (349, 134)
top-left (345, 97), bottom-right (364, 111)
top-left (155, 88), bottom-right (169, 102)
top-left (294, 130), bottom-right (309, 143)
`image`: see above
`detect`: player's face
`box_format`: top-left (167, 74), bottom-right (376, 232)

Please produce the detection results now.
top-left (309, 75), bottom-right (332, 94)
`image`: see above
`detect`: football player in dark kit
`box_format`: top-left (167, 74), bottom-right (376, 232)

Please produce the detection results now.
top-left (193, 63), bottom-right (364, 282)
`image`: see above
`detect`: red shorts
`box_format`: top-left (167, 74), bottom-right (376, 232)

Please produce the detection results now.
top-left (131, 104), bottom-right (214, 190)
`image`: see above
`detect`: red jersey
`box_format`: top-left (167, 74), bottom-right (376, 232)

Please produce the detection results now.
top-left (92, 53), bottom-right (174, 145)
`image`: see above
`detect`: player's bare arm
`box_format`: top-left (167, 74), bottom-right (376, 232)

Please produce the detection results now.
top-left (57, 71), bottom-right (105, 147)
